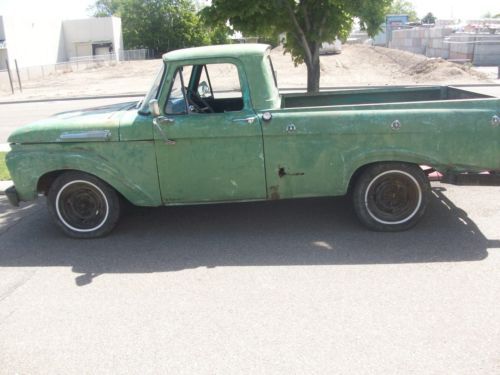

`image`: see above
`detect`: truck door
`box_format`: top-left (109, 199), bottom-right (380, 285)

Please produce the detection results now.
top-left (154, 62), bottom-right (267, 204)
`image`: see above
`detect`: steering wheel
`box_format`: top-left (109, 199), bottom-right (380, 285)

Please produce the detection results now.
top-left (186, 87), bottom-right (215, 113)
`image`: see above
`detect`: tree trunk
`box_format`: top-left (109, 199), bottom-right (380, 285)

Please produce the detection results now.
top-left (306, 47), bottom-right (320, 93)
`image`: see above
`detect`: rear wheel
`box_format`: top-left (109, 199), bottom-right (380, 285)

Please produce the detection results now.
top-left (352, 163), bottom-right (430, 231)
top-left (47, 171), bottom-right (121, 238)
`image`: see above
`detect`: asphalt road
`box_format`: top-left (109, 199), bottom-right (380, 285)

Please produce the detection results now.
top-left (0, 183), bottom-right (499, 374)
top-left (0, 97), bottom-right (141, 143)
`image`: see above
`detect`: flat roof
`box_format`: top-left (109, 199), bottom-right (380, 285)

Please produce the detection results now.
top-left (163, 43), bottom-right (270, 62)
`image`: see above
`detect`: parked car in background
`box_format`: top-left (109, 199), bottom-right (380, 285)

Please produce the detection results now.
top-left (319, 40), bottom-right (342, 54)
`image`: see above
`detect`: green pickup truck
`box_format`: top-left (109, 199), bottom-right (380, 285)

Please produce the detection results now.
top-left (5, 44), bottom-right (500, 238)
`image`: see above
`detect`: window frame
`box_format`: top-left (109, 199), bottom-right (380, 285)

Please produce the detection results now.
top-left (267, 56), bottom-right (278, 88)
top-left (161, 58), bottom-right (251, 116)
top-left (164, 67), bottom-right (190, 115)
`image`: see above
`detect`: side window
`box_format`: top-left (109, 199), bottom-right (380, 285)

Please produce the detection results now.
top-left (165, 69), bottom-right (187, 115)
top-left (197, 66), bottom-right (212, 99)
top-left (205, 63), bottom-right (243, 106)
top-left (166, 63), bottom-right (244, 114)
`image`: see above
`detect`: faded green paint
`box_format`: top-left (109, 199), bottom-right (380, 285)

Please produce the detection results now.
top-left (262, 105), bottom-right (499, 199)
top-left (154, 111), bottom-right (266, 203)
top-left (7, 101), bottom-right (136, 144)
top-left (281, 86), bottom-right (491, 108)
top-left (7, 142), bottom-right (161, 205)
top-left (153, 55), bottom-right (266, 203)
top-left (5, 44), bottom-right (500, 208)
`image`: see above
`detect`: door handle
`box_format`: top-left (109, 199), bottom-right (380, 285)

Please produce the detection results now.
top-left (154, 116), bottom-right (175, 126)
top-left (232, 117), bottom-right (256, 124)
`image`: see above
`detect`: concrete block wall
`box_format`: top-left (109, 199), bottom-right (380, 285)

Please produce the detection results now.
top-left (473, 37), bottom-right (500, 65)
top-left (390, 28), bottom-right (426, 55)
top-left (389, 27), bottom-right (500, 66)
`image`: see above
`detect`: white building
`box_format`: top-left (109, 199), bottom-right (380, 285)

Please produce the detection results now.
top-left (0, 16), bottom-right (7, 69)
top-left (0, 16), bottom-right (123, 70)
top-left (62, 17), bottom-right (123, 62)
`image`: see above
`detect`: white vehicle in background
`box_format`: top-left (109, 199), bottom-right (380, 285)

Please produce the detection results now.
top-left (319, 39), bottom-right (342, 54)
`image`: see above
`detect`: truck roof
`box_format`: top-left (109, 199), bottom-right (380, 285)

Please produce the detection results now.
top-left (162, 43), bottom-right (270, 62)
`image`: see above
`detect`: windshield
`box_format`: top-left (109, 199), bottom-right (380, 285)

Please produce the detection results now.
top-left (138, 63), bottom-right (166, 114)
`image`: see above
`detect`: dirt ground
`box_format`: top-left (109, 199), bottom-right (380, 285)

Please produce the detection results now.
top-left (0, 44), bottom-right (490, 101)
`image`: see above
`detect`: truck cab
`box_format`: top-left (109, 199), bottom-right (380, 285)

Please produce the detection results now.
top-left (129, 44), bottom-right (280, 204)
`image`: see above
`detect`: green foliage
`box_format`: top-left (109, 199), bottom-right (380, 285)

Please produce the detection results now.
top-left (387, 0), bottom-right (418, 22)
top-left (0, 153), bottom-right (10, 181)
top-left (421, 12), bottom-right (436, 24)
top-left (89, 0), bottom-right (229, 55)
top-left (483, 12), bottom-right (500, 19)
top-left (88, 0), bottom-right (122, 17)
top-left (202, 0), bottom-right (391, 92)
top-left (208, 24), bottom-right (232, 45)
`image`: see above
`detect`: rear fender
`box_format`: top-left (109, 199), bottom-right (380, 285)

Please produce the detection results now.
top-left (342, 148), bottom-right (442, 192)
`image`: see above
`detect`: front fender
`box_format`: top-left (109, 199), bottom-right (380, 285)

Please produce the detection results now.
top-left (6, 142), bottom-right (162, 206)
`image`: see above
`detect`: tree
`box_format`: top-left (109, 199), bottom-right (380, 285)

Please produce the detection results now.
top-left (88, 0), bottom-right (122, 17)
top-left (482, 12), bottom-right (500, 19)
top-left (89, 0), bottom-right (229, 55)
top-left (421, 12), bottom-right (436, 24)
top-left (386, 0), bottom-right (418, 22)
top-left (202, 0), bottom-right (391, 93)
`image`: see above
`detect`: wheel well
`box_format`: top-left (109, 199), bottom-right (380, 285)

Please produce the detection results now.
top-left (37, 170), bottom-right (128, 204)
top-left (37, 170), bottom-right (69, 195)
top-left (347, 161), bottom-right (424, 193)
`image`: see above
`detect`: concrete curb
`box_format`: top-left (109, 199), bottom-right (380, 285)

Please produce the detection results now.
top-left (0, 93), bottom-right (143, 105)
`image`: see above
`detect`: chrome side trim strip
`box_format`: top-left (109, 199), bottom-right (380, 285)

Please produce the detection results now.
top-left (58, 130), bottom-right (112, 141)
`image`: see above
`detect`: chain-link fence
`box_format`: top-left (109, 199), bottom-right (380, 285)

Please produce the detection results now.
top-left (0, 48), bottom-right (153, 93)
top-left (119, 49), bottom-right (153, 61)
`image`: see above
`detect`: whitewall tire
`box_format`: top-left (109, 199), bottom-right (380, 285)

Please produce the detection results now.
top-left (47, 172), bottom-right (121, 238)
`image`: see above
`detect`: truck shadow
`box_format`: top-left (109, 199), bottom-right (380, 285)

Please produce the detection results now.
top-left (0, 187), bottom-right (498, 286)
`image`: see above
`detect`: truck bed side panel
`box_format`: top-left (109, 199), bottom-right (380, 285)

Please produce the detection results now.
top-left (262, 100), bottom-right (500, 199)
top-left (281, 86), bottom-right (491, 108)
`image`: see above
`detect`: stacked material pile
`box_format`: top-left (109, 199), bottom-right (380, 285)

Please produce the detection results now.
top-left (390, 27), bottom-right (500, 66)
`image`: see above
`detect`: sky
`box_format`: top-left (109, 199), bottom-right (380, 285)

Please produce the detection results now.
top-left (0, 0), bottom-right (96, 20)
top-left (411, 0), bottom-right (499, 20)
top-left (0, 0), bottom-right (499, 21)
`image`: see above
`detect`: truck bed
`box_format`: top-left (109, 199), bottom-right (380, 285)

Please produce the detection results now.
top-left (281, 86), bottom-right (492, 108)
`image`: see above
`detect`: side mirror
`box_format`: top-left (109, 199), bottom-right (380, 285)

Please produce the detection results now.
top-left (198, 81), bottom-right (210, 97)
top-left (149, 99), bottom-right (160, 117)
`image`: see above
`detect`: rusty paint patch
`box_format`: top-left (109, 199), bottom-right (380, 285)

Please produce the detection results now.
top-left (269, 185), bottom-right (280, 200)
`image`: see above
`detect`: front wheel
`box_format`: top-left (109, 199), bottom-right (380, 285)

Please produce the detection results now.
top-left (352, 163), bottom-right (430, 231)
top-left (47, 171), bottom-right (121, 238)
